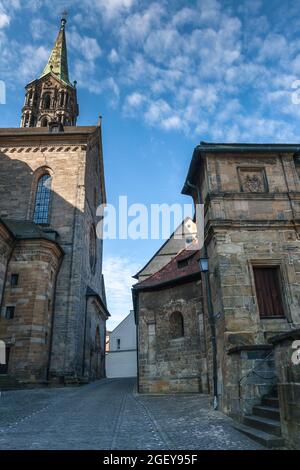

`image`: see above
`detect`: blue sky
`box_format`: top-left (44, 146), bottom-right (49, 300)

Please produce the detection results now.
top-left (1, 0), bottom-right (300, 328)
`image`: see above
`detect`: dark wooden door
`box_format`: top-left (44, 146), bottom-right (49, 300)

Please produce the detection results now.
top-left (253, 267), bottom-right (285, 318)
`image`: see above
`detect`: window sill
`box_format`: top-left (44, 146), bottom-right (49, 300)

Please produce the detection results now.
top-left (260, 316), bottom-right (287, 320)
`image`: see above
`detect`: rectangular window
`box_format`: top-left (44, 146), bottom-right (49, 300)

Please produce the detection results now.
top-left (11, 274), bottom-right (19, 287)
top-left (253, 267), bottom-right (285, 318)
top-left (117, 339), bottom-right (121, 350)
top-left (5, 306), bottom-right (15, 320)
top-left (177, 259), bottom-right (189, 269)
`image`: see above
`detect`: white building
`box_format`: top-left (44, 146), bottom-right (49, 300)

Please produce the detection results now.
top-left (106, 311), bottom-right (137, 378)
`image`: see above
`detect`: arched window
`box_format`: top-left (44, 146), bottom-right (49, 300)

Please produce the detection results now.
top-left (33, 174), bottom-right (52, 224)
top-left (59, 91), bottom-right (64, 107)
top-left (43, 93), bottom-right (51, 109)
top-left (24, 113), bottom-right (30, 128)
top-left (169, 312), bottom-right (184, 339)
top-left (89, 225), bottom-right (97, 274)
top-left (26, 90), bottom-right (33, 105)
top-left (41, 117), bottom-right (48, 127)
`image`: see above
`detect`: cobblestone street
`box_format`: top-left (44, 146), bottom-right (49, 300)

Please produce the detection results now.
top-left (0, 378), bottom-right (263, 450)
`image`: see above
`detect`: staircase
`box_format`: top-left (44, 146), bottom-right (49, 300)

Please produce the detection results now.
top-left (233, 389), bottom-right (285, 448)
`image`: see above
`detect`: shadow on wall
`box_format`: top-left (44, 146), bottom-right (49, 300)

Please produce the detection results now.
top-left (0, 149), bottom-right (106, 383)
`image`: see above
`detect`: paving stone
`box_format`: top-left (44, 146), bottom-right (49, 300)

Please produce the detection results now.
top-left (0, 378), bottom-right (263, 450)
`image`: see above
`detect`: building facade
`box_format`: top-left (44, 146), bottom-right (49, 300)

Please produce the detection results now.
top-left (182, 142), bottom-right (300, 447)
top-left (106, 311), bottom-right (137, 379)
top-left (133, 239), bottom-right (209, 394)
top-left (0, 18), bottom-right (109, 385)
top-left (134, 142), bottom-right (299, 447)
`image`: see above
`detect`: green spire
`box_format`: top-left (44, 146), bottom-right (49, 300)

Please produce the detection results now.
top-left (40, 17), bottom-right (71, 85)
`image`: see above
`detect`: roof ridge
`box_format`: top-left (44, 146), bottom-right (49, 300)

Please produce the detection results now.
top-left (134, 243), bottom-right (198, 288)
top-left (133, 217), bottom-right (194, 279)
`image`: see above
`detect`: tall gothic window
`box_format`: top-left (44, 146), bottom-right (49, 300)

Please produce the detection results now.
top-left (89, 225), bottom-right (97, 274)
top-left (24, 113), bottom-right (30, 128)
top-left (169, 312), bottom-right (184, 339)
top-left (41, 117), bottom-right (48, 127)
top-left (59, 91), bottom-right (64, 107)
top-left (43, 93), bottom-right (51, 109)
top-left (33, 174), bottom-right (52, 224)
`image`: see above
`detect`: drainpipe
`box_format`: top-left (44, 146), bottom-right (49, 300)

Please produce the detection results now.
top-left (82, 295), bottom-right (89, 377)
top-left (132, 289), bottom-right (140, 393)
top-left (47, 254), bottom-right (64, 382)
top-left (186, 180), bottom-right (218, 410)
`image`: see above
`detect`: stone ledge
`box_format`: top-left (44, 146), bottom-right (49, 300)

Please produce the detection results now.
top-left (268, 329), bottom-right (300, 345)
top-left (227, 344), bottom-right (273, 355)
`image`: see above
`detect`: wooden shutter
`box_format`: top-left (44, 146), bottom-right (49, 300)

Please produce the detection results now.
top-left (253, 267), bottom-right (285, 318)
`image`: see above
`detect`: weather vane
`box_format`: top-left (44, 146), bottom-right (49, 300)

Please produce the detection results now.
top-left (61, 9), bottom-right (68, 19)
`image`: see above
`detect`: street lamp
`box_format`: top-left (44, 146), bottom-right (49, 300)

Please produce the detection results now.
top-left (198, 255), bottom-right (218, 410)
top-left (199, 258), bottom-right (209, 273)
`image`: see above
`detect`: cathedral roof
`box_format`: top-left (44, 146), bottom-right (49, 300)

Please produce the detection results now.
top-left (133, 242), bottom-right (201, 291)
top-left (0, 219), bottom-right (64, 255)
top-left (40, 17), bottom-right (72, 86)
top-left (0, 126), bottom-right (98, 136)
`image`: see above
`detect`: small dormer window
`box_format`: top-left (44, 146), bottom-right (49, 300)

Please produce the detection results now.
top-left (177, 259), bottom-right (189, 269)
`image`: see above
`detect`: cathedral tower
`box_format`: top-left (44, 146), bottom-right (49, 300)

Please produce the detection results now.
top-left (21, 17), bottom-right (79, 128)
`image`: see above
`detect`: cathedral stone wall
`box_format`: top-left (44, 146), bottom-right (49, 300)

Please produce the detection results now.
top-left (0, 18), bottom-right (108, 385)
top-left (0, 239), bottom-right (62, 382)
top-left (0, 224), bottom-right (14, 306)
top-left (0, 127), bottom-right (108, 383)
top-left (138, 280), bottom-right (208, 394)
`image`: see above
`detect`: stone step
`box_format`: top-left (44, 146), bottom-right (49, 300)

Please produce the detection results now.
top-left (243, 415), bottom-right (282, 436)
top-left (0, 375), bottom-right (24, 391)
top-left (252, 405), bottom-right (280, 421)
top-left (233, 423), bottom-right (285, 449)
top-left (261, 396), bottom-right (279, 408)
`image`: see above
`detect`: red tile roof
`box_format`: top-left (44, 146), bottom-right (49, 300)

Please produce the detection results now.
top-left (133, 242), bottom-right (200, 290)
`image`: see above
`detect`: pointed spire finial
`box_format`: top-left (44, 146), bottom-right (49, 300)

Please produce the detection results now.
top-left (40, 11), bottom-right (71, 85)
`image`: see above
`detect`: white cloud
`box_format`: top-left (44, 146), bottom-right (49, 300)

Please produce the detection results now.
top-left (2, 0), bottom-right (300, 142)
top-left (118, 3), bottom-right (165, 45)
top-left (0, 12), bottom-right (10, 28)
top-left (125, 91), bottom-right (145, 108)
top-left (85, 0), bottom-right (136, 20)
top-left (68, 31), bottom-right (102, 61)
top-left (161, 115), bottom-right (183, 131)
top-left (103, 255), bottom-right (140, 330)
top-left (108, 48), bottom-right (119, 63)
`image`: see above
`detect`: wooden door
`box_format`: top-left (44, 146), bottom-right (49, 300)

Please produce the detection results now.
top-left (253, 267), bottom-right (285, 318)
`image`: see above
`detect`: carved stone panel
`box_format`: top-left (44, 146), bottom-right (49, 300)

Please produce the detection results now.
top-left (238, 167), bottom-right (268, 193)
